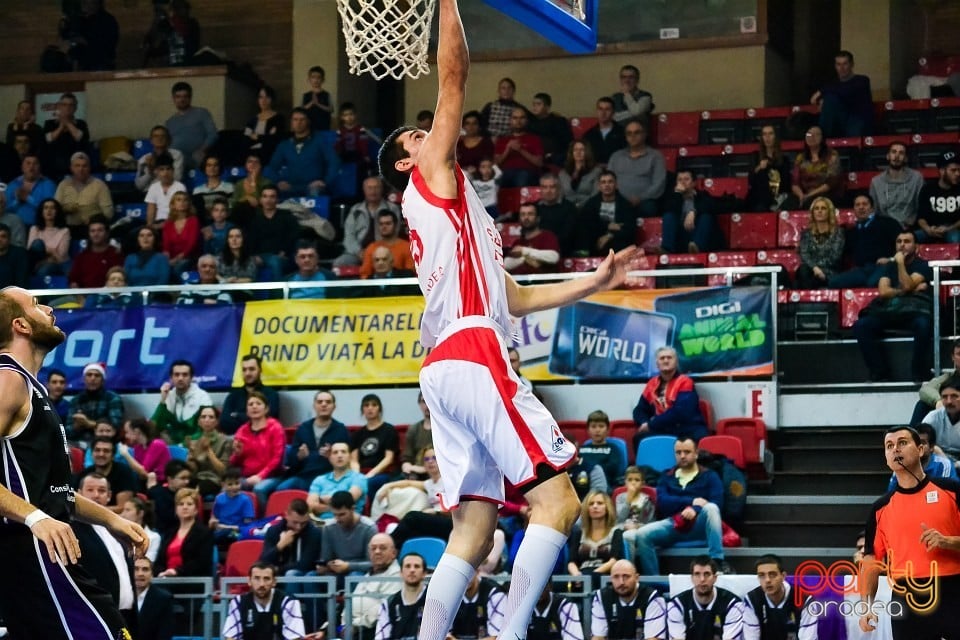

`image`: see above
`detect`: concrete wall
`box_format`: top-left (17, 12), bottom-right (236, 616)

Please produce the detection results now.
top-left (841, 0), bottom-right (892, 100)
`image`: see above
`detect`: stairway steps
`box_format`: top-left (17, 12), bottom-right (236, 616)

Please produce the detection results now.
top-left (739, 521), bottom-right (864, 547)
top-left (775, 445), bottom-right (887, 472)
top-left (771, 470), bottom-right (890, 495)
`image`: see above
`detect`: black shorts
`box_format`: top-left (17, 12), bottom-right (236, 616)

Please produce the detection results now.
top-left (891, 573), bottom-right (960, 640)
top-left (0, 530), bottom-right (128, 640)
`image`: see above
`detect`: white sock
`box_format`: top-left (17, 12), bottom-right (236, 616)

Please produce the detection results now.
top-left (498, 524), bottom-right (568, 640)
top-left (417, 553), bottom-right (475, 640)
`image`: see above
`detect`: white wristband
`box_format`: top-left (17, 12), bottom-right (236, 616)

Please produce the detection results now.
top-left (24, 510), bottom-right (52, 529)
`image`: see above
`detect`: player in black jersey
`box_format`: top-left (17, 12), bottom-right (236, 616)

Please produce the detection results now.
top-left (589, 559), bottom-right (666, 640)
top-left (742, 554), bottom-right (817, 640)
top-left (0, 287), bottom-right (148, 640)
top-left (667, 555), bottom-right (744, 640)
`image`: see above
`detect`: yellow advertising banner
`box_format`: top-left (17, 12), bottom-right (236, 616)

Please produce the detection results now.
top-left (235, 298), bottom-right (428, 386)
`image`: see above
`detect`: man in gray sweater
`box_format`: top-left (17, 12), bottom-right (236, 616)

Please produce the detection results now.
top-left (869, 141), bottom-right (923, 228)
top-left (316, 491), bottom-right (376, 587)
top-left (606, 119), bottom-right (666, 218)
top-left (165, 81), bottom-right (218, 170)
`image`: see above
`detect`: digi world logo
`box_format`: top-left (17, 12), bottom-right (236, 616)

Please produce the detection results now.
top-left (794, 557), bottom-right (939, 618)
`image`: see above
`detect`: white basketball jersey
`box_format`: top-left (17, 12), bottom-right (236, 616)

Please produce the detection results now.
top-left (402, 165), bottom-right (514, 347)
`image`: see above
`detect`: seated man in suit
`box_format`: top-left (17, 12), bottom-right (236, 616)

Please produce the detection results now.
top-left (134, 557), bottom-right (175, 640)
top-left (74, 472), bottom-right (138, 634)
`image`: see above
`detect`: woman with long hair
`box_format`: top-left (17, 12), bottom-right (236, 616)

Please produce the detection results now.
top-left (120, 495), bottom-right (163, 562)
top-left (746, 125), bottom-right (793, 211)
top-left (229, 153), bottom-right (272, 228)
top-left (791, 126), bottom-right (843, 208)
top-left (795, 196), bottom-right (845, 289)
top-left (558, 140), bottom-right (601, 207)
top-left (124, 226), bottom-right (171, 286)
top-left (218, 227), bottom-right (258, 283)
top-left (245, 85), bottom-right (285, 160)
top-left (162, 190), bottom-right (200, 275)
top-left (27, 198), bottom-right (70, 276)
top-left (118, 417), bottom-right (172, 486)
top-left (566, 490), bottom-right (624, 587)
top-left (456, 110), bottom-right (494, 177)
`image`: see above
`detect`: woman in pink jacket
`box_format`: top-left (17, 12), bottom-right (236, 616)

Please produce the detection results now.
top-left (229, 391), bottom-right (286, 508)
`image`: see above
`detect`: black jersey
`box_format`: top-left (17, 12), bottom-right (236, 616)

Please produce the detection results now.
top-left (450, 578), bottom-right (500, 640)
top-left (745, 586), bottom-right (804, 640)
top-left (0, 353), bottom-right (74, 530)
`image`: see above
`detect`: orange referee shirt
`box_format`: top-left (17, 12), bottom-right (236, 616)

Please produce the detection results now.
top-left (865, 476), bottom-right (960, 578)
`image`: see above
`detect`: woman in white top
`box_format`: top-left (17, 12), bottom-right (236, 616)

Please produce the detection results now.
top-left (120, 495), bottom-right (162, 563)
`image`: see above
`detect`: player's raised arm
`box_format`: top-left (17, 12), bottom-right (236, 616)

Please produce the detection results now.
top-left (418, 0), bottom-right (469, 192)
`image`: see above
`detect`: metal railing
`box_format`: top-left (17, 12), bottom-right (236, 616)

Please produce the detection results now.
top-left (929, 260), bottom-right (960, 370)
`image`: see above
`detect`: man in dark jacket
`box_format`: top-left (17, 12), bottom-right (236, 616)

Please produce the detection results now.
top-left (576, 170), bottom-right (638, 256)
top-left (220, 353), bottom-right (281, 434)
top-left (623, 438), bottom-right (728, 576)
top-left (661, 170), bottom-right (714, 254)
top-left (273, 390), bottom-right (350, 492)
top-left (260, 499), bottom-right (323, 587)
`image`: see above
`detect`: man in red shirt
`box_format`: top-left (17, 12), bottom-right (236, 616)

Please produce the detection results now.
top-left (68, 214), bottom-right (122, 288)
top-left (861, 425), bottom-right (960, 639)
top-left (494, 107), bottom-right (544, 188)
top-left (504, 202), bottom-right (560, 275)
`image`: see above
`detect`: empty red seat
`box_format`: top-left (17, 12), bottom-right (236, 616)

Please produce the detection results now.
top-left (699, 434), bottom-right (746, 469)
top-left (658, 252), bottom-right (708, 267)
top-left (699, 177), bottom-right (748, 200)
top-left (333, 265), bottom-right (360, 278)
top-left (699, 108), bottom-right (748, 144)
top-left (656, 111), bottom-right (700, 146)
top-left (562, 256), bottom-right (605, 272)
top-left (569, 116), bottom-right (597, 140)
top-left (636, 217), bottom-right (662, 253)
top-left (661, 147), bottom-right (678, 172)
top-left (836, 208), bottom-right (856, 227)
top-left (756, 249), bottom-right (800, 279)
top-left (776, 210), bottom-right (809, 248)
top-left (847, 171), bottom-right (878, 193)
top-left (729, 212), bottom-right (777, 249)
top-left (706, 251), bottom-right (757, 286)
top-left (881, 99), bottom-right (931, 135)
top-left (264, 490), bottom-right (308, 517)
top-left (715, 417), bottom-right (767, 466)
top-left (625, 255), bottom-right (658, 290)
top-left (928, 97), bottom-right (960, 133)
top-left (841, 288), bottom-right (880, 328)
top-left (699, 398), bottom-right (715, 432)
top-left (918, 244), bottom-right (960, 261)
top-left (778, 288), bottom-right (840, 304)
top-left (911, 132), bottom-right (960, 169)
top-left (743, 106), bottom-right (793, 141)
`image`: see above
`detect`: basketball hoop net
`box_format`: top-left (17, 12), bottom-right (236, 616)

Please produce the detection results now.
top-left (337, 0), bottom-right (439, 81)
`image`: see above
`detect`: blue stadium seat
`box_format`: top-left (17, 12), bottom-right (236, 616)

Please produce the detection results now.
top-left (331, 163), bottom-right (358, 199)
top-left (399, 537), bottom-right (446, 570)
top-left (636, 436), bottom-right (677, 473)
top-left (132, 138), bottom-right (153, 160)
top-left (296, 196), bottom-right (331, 219)
top-left (120, 202), bottom-right (146, 220)
top-left (168, 445), bottom-right (188, 461)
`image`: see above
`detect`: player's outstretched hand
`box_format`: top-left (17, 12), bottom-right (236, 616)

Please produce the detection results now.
top-left (109, 517), bottom-right (150, 558)
top-left (594, 245), bottom-right (640, 292)
top-left (33, 518), bottom-right (82, 565)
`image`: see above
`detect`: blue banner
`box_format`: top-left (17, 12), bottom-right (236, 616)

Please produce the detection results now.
top-left (653, 286), bottom-right (773, 375)
top-left (40, 306), bottom-right (243, 391)
top-left (549, 302), bottom-right (676, 379)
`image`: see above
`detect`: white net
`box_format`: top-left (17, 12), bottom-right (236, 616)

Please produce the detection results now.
top-left (337, 0), bottom-right (439, 81)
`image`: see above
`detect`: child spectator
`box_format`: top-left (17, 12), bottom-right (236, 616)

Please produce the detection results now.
top-left (208, 468), bottom-right (256, 546)
top-left (471, 158), bottom-right (501, 218)
top-left (615, 465), bottom-right (656, 530)
top-left (578, 410), bottom-right (626, 488)
top-left (201, 198), bottom-right (233, 256)
top-left (302, 66), bottom-right (333, 131)
top-left (335, 102), bottom-right (379, 189)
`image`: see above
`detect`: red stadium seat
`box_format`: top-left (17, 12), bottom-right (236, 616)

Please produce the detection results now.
top-left (569, 116), bottom-right (597, 140)
top-left (928, 97), bottom-right (960, 134)
top-left (497, 187), bottom-right (524, 215)
top-left (557, 420), bottom-right (588, 446)
top-left (625, 255), bottom-right (658, 290)
top-left (729, 212), bottom-right (777, 249)
top-left (743, 105), bottom-right (793, 141)
top-left (699, 108), bottom-right (747, 144)
top-left (881, 100), bottom-right (931, 136)
top-left (223, 539), bottom-right (264, 591)
top-left (243, 491), bottom-right (259, 517)
top-left (497, 221), bottom-right (522, 248)
top-left (70, 446), bottom-right (84, 474)
top-left (656, 111), bottom-right (700, 146)
top-left (841, 288), bottom-right (880, 328)
top-left (918, 244), bottom-right (960, 262)
top-left (333, 265), bottom-right (360, 278)
top-left (658, 252), bottom-right (708, 267)
top-left (836, 208), bottom-right (856, 227)
top-left (562, 257), bottom-right (605, 272)
top-left (264, 490), bottom-right (308, 517)
top-left (699, 435), bottom-right (746, 469)
top-left (846, 171), bottom-right (878, 193)
top-left (716, 417), bottom-right (767, 466)
top-left (636, 217), bottom-right (663, 253)
top-left (706, 251), bottom-right (757, 286)
top-left (777, 289), bottom-right (841, 304)
top-left (699, 177), bottom-right (748, 201)
top-left (699, 399), bottom-right (715, 432)
top-left (284, 427), bottom-right (296, 445)
top-left (661, 147), bottom-right (678, 172)
top-left (715, 213), bottom-right (732, 247)
top-left (776, 210), bottom-right (809, 248)
top-left (826, 137), bottom-right (862, 172)
top-left (911, 132), bottom-right (960, 169)
top-left (756, 249), bottom-right (800, 280)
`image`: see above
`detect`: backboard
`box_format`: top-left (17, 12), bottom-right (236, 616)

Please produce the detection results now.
top-left (481, 0), bottom-right (599, 54)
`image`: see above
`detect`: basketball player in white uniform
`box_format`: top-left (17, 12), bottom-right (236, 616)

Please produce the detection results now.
top-left (379, 3), bottom-right (637, 639)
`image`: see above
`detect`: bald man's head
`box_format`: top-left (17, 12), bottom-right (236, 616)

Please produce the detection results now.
top-left (368, 533), bottom-right (397, 572)
top-left (610, 559), bottom-right (639, 598)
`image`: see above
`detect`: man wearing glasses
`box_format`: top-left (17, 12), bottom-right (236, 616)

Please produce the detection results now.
top-left (612, 65), bottom-right (655, 126)
top-left (606, 119), bottom-right (666, 218)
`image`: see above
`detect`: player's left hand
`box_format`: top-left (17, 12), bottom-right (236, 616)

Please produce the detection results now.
top-left (110, 516), bottom-right (149, 558)
top-left (594, 245), bottom-right (640, 292)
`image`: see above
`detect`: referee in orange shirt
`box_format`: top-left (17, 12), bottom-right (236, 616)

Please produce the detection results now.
top-left (860, 425), bottom-right (960, 639)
